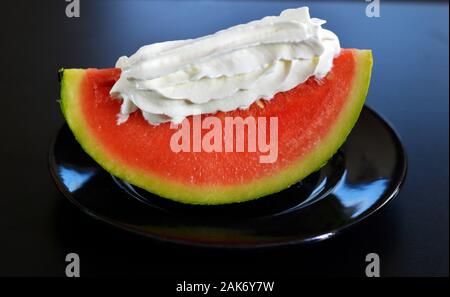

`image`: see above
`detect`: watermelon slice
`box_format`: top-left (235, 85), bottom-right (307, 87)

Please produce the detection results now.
top-left (59, 49), bottom-right (372, 205)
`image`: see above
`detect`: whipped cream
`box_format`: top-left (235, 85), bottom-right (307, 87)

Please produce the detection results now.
top-left (110, 7), bottom-right (341, 125)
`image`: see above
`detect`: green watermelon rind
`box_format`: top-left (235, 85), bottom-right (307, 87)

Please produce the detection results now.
top-left (60, 49), bottom-right (373, 205)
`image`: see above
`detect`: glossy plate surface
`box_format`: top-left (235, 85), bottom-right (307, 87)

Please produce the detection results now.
top-left (49, 106), bottom-right (407, 248)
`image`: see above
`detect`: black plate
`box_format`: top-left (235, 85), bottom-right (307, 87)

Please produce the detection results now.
top-left (49, 106), bottom-right (407, 248)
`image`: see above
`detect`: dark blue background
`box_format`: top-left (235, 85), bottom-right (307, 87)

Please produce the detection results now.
top-left (0, 0), bottom-right (448, 276)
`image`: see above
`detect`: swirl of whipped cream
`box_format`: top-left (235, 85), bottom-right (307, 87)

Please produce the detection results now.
top-left (110, 7), bottom-right (340, 125)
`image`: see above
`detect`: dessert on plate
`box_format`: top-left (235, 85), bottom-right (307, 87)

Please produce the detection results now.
top-left (59, 7), bottom-right (373, 205)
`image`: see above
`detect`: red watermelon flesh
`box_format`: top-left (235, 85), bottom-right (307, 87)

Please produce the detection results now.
top-left (60, 49), bottom-right (373, 204)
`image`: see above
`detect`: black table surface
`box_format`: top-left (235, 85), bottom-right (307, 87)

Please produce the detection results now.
top-left (0, 0), bottom-right (448, 277)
